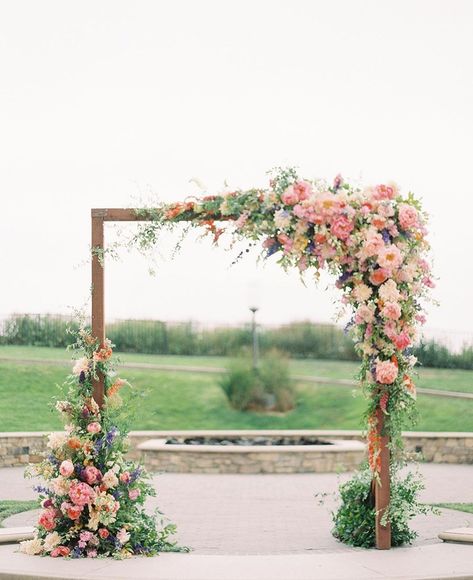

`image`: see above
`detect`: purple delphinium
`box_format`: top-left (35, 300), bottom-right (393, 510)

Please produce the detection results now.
top-left (381, 229), bottom-right (391, 244)
top-left (129, 467), bottom-right (142, 484)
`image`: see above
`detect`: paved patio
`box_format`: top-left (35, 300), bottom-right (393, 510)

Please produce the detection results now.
top-left (1, 464), bottom-right (473, 578)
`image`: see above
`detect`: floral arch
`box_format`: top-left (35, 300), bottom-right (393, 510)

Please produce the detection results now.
top-left (22, 168), bottom-right (432, 557)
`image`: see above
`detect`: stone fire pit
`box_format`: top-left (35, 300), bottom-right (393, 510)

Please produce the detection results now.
top-left (137, 430), bottom-right (366, 474)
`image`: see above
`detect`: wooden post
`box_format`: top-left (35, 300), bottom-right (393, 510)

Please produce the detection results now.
top-left (375, 406), bottom-right (391, 549)
top-left (91, 211), bottom-right (105, 409)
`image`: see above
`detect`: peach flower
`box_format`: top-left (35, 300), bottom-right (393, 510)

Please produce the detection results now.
top-left (375, 360), bottom-right (398, 384)
top-left (377, 245), bottom-right (403, 269)
top-left (59, 460), bottom-right (74, 478)
top-left (87, 422), bottom-right (102, 434)
top-left (380, 301), bottom-right (402, 320)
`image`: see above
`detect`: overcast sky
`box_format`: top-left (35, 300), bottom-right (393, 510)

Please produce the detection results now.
top-left (1, 0), bottom-right (472, 344)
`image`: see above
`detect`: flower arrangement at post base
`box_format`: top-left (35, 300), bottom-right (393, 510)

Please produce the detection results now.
top-left (20, 330), bottom-right (180, 558)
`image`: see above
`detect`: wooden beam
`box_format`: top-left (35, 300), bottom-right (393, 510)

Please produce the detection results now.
top-left (92, 208), bottom-right (146, 221)
top-left (91, 213), bottom-right (105, 408)
top-left (375, 407), bottom-right (391, 549)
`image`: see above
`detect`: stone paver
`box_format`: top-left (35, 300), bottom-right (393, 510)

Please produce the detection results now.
top-left (3, 464), bottom-right (473, 555)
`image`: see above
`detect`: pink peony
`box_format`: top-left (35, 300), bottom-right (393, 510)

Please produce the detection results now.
top-left (377, 245), bottom-right (403, 270)
top-left (375, 360), bottom-right (398, 385)
top-left (281, 185), bottom-right (299, 205)
top-left (380, 301), bottom-right (402, 320)
top-left (293, 180), bottom-right (312, 200)
top-left (87, 549), bottom-right (98, 558)
top-left (59, 460), bottom-right (74, 478)
top-left (128, 488), bottom-right (141, 501)
top-left (330, 215), bottom-right (354, 240)
top-left (398, 204), bottom-right (419, 230)
top-left (38, 509), bottom-right (56, 531)
top-left (119, 471), bottom-right (131, 484)
top-left (87, 422), bottom-right (101, 434)
top-left (69, 481), bottom-right (95, 506)
top-left (369, 268), bottom-right (390, 286)
top-left (82, 466), bottom-right (102, 485)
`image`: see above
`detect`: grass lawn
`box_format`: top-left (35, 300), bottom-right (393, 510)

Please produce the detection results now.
top-left (1, 357), bottom-right (473, 432)
top-left (434, 503), bottom-right (473, 514)
top-left (0, 500), bottom-right (38, 526)
top-left (1, 345), bottom-right (473, 393)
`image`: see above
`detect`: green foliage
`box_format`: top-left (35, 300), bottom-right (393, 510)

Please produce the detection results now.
top-left (220, 350), bottom-right (295, 412)
top-left (332, 464), bottom-right (437, 548)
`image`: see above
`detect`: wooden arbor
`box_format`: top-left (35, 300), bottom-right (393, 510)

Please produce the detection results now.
top-left (90, 207), bottom-right (391, 550)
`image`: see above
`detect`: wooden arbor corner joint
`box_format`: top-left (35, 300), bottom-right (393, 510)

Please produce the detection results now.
top-left (90, 207), bottom-right (392, 550)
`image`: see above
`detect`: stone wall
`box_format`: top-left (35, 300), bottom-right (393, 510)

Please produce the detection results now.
top-left (1, 430), bottom-right (473, 469)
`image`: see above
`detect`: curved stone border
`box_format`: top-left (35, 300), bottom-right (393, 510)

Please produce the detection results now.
top-left (137, 437), bottom-right (365, 473)
top-left (1, 429), bottom-right (473, 468)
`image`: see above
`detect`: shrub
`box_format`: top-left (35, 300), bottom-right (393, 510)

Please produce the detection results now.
top-left (332, 464), bottom-right (437, 548)
top-left (220, 350), bottom-right (295, 412)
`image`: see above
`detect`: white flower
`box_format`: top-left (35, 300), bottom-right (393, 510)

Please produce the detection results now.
top-left (47, 431), bottom-right (67, 450)
top-left (274, 209), bottom-right (292, 229)
top-left (378, 279), bottom-right (401, 303)
top-left (51, 476), bottom-right (71, 496)
top-left (102, 469), bottom-right (119, 489)
top-left (43, 531), bottom-right (61, 552)
top-left (408, 355), bottom-right (418, 367)
top-left (72, 356), bottom-right (89, 376)
top-left (116, 528), bottom-right (130, 545)
top-left (352, 283), bottom-right (372, 303)
top-left (19, 537), bottom-right (43, 555)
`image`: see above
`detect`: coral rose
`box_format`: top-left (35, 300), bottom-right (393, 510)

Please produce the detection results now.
top-left (98, 528), bottom-right (110, 539)
top-left (393, 331), bottom-right (411, 351)
top-left (375, 360), bottom-right (398, 385)
top-left (369, 268), bottom-right (389, 286)
top-left (38, 509), bottom-right (56, 531)
top-left (50, 546), bottom-right (70, 558)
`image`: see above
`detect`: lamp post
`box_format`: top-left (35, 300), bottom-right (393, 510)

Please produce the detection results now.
top-left (249, 306), bottom-right (259, 370)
